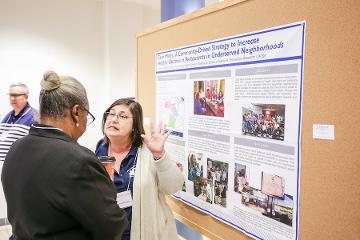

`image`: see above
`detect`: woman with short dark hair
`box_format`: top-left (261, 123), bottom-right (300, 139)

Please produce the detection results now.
top-left (96, 98), bottom-right (184, 240)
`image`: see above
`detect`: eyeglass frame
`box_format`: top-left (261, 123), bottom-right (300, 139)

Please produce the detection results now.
top-left (8, 93), bottom-right (27, 98)
top-left (104, 111), bottom-right (133, 121)
top-left (83, 108), bottom-right (96, 126)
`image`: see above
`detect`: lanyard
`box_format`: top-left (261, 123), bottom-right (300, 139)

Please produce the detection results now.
top-left (126, 150), bottom-right (138, 191)
top-left (5, 106), bottom-right (31, 125)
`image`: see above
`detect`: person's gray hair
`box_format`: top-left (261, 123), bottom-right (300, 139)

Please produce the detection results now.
top-left (9, 83), bottom-right (29, 95)
top-left (39, 70), bottom-right (88, 118)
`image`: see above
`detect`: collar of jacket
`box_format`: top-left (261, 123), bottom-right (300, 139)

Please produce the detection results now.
top-left (30, 123), bottom-right (77, 144)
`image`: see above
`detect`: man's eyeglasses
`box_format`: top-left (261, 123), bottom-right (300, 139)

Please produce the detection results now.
top-left (104, 112), bottom-right (133, 121)
top-left (8, 93), bottom-right (26, 98)
top-left (84, 109), bottom-right (96, 126)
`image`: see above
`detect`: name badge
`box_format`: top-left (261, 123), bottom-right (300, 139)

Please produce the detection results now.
top-left (129, 167), bottom-right (135, 177)
top-left (116, 190), bottom-right (133, 209)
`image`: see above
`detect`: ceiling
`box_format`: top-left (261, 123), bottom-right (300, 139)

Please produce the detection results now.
top-left (121, 0), bottom-right (221, 10)
top-left (122, 0), bottom-right (160, 10)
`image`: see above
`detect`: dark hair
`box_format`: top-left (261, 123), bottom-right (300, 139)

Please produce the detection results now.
top-left (101, 98), bottom-right (145, 147)
top-left (39, 70), bottom-right (88, 118)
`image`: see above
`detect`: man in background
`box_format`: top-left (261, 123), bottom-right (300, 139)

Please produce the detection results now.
top-left (0, 83), bottom-right (38, 238)
top-left (0, 83), bottom-right (38, 161)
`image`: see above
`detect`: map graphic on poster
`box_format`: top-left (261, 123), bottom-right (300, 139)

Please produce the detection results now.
top-left (156, 22), bottom-right (305, 240)
top-left (158, 96), bottom-right (185, 136)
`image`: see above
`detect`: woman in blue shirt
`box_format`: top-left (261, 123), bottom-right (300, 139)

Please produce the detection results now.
top-left (95, 98), bottom-right (184, 240)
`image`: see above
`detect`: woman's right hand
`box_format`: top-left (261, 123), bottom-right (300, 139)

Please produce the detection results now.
top-left (141, 121), bottom-right (171, 159)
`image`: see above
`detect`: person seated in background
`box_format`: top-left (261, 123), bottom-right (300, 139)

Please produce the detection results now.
top-left (211, 89), bottom-right (217, 101)
top-left (194, 92), bottom-right (206, 115)
top-left (2, 71), bottom-right (128, 240)
top-left (217, 90), bottom-right (224, 105)
top-left (217, 90), bottom-right (224, 114)
top-left (95, 98), bottom-right (184, 240)
top-left (205, 88), bottom-right (212, 100)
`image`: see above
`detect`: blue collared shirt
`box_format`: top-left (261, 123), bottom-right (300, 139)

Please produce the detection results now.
top-left (1, 102), bottom-right (37, 126)
top-left (0, 103), bottom-right (38, 161)
top-left (95, 139), bottom-right (138, 240)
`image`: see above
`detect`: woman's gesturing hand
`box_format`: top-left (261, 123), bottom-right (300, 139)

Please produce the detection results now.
top-left (141, 121), bottom-right (171, 160)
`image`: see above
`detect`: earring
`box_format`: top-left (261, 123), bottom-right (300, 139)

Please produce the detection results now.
top-left (76, 122), bottom-right (79, 127)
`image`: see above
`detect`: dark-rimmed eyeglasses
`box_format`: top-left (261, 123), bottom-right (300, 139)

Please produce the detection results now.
top-left (104, 112), bottom-right (133, 121)
top-left (84, 109), bottom-right (96, 126)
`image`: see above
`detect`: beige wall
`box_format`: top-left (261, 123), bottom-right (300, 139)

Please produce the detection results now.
top-left (104, 0), bottom-right (159, 103)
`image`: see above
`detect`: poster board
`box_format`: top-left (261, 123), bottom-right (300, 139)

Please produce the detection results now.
top-left (136, 0), bottom-right (360, 239)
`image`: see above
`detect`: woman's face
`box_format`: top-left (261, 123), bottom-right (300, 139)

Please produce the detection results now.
top-left (104, 104), bottom-right (133, 141)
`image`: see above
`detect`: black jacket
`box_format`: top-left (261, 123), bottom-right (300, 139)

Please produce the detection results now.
top-left (1, 124), bottom-right (128, 240)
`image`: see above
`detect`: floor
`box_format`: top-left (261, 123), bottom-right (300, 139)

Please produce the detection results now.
top-left (0, 224), bottom-right (206, 240)
top-left (0, 225), bottom-right (11, 240)
top-left (176, 220), bottom-right (209, 240)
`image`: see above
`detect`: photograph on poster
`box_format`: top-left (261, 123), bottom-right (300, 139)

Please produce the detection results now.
top-left (242, 103), bottom-right (285, 141)
top-left (268, 194), bottom-right (293, 226)
top-left (194, 176), bottom-right (213, 204)
top-left (234, 163), bottom-right (248, 193)
top-left (241, 187), bottom-right (267, 214)
top-left (187, 151), bottom-right (203, 181)
top-left (207, 158), bottom-right (228, 208)
top-left (193, 79), bottom-right (225, 117)
top-left (214, 180), bottom-right (227, 207)
top-left (238, 171), bottom-right (293, 226)
top-left (176, 162), bottom-right (187, 192)
top-left (261, 172), bottom-right (285, 198)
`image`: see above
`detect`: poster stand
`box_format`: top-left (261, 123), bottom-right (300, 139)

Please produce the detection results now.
top-left (136, 0), bottom-right (360, 239)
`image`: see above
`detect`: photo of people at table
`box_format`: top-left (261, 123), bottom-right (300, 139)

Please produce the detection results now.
top-left (207, 158), bottom-right (228, 208)
top-left (193, 79), bottom-right (225, 117)
top-left (242, 103), bottom-right (285, 141)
